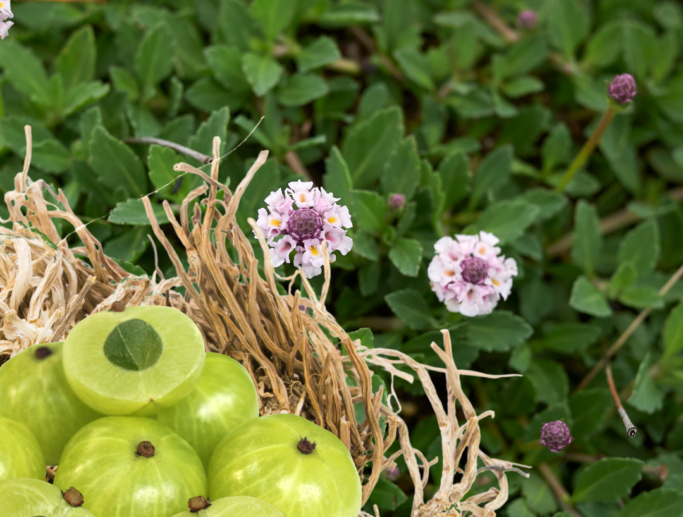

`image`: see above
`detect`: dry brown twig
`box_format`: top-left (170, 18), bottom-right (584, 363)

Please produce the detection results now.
top-left (0, 125), bottom-right (529, 515)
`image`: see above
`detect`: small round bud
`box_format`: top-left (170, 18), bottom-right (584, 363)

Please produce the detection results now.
top-left (384, 466), bottom-right (400, 481)
top-left (609, 74), bottom-right (637, 104)
top-left (389, 193), bottom-right (406, 211)
top-left (517, 10), bottom-right (538, 29)
top-left (540, 420), bottom-right (573, 453)
top-left (288, 208), bottom-right (323, 243)
top-left (460, 257), bottom-right (488, 285)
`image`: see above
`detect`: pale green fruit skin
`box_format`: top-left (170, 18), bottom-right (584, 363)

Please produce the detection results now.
top-left (157, 353), bottom-right (259, 468)
top-left (0, 414), bottom-right (45, 481)
top-left (63, 306), bottom-right (205, 416)
top-left (0, 478), bottom-right (95, 517)
top-left (171, 496), bottom-right (286, 517)
top-left (209, 413), bottom-right (362, 517)
top-left (0, 342), bottom-right (102, 464)
top-left (54, 416), bottom-right (207, 517)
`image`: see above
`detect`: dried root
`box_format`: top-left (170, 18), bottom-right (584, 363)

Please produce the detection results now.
top-left (0, 126), bottom-right (529, 515)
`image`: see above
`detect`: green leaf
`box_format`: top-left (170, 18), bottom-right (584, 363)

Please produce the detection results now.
top-left (537, 323), bottom-right (601, 353)
top-left (523, 474), bottom-right (560, 515)
top-left (385, 289), bottom-right (436, 330)
top-left (628, 352), bottom-right (665, 415)
top-left (469, 145), bottom-right (513, 208)
top-left (217, 0), bottom-right (262, 52)
top-left (520, 188), bottom-right (568, 222)
top-left (353, 230), bottom-right (379, 261)
top-left (79, 106), bottom-right (102, 148)
top-left (364, 477), bottom-right (408, 512)
top-left (393, 48), bottom-right (435, 91)
top-left (187, 107), bottom-right (230, 163)
top-left (470, 199), bottom-right (539, 245)
top-left (547, 0), bottom-right (591, 59)
top-left (323, 146), bottom-right (353, 208)
top-left (0, 40), bottom-right (52, 107)
top-left (31, 140), bottom-right (71, 173)
top-left (166, 13), bottom-right (209, 80)
top-left (381, 136), bottom-right (421, 200)
top-left (571, 201), bottom-right (602, 277)
top-left (583, 20), bottom-right (623, 68)
top-left (664, 302), bottom-right (683, 358)
top-left (89, 126), bottom-right (147, 198)
top-left (241, 53), bottom-right (284, 96)
top-left (527, 360), bottom-right (569, 406)
top-left (619, 286), bottom-right (664, 309)
top-left (342, 107), bottom-right (404, 188)
top-left (622, 21), bottom-right (657, 80)
top-left (608, 262), bottom-right (638, 298)
top-left (496, 35), bottom-right (548, 79)
top-left (204, 45), bottom-right (251, 97)
top-left (110, 66), bottom-right (140, 100)
top-left (615, 489), bottom-right (683, 517)
top-left (147, 145), bottom-right (187, 201)
top-left (569, 389), bottom-right (612, 441)
top-left (389, 239), bottom-right (423, 277)
top-left (502, 76), bottom-right (545, 98)
top-left (570, 276), bottom-right (612, 317)
top-left (104, 227), bottom-right (149, 264)
top-left (62, 81), bottom-right (110, 117)
top-left (542, 123), bottom-right (571, 174)
top-left (317, 3), bottom-right (380, 26)
top-left (103, 318), bottom-right (163, 372)
top-left (438, 151), bottom-right (470, 210)
top-left (186, 78), bottom-right (234, 113)
top-left (276, 74), bottom-right (329, 107)
top-left (57, 25), bottom-right (96, 91)
top-left (297, 37), bottom-right (341, 73)
top-left (349, 190), bottom-right (387, 233)
top-left (236, 158), bottom-right (280, 232)
top-left (135, 23), bottom-right (176, 100)
top-left (108, 199), bottom-right (170, 226)
top-left (572, 458), bottom-right (643, 503)
top-left (465, 311), bottom-right (533, 352)
top-left (250, 0), bottom-right (296, 43)
top-left (617, 220), bottom-right (660, 276)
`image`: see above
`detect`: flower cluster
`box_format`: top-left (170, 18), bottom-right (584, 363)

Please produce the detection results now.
top-left (540, 420), bottom-right (573, 453)
top-left (0, 0), bottom-right (13, 40)
top-left (428, 232), bottom-right (517, 317)
top-left (256, 180), bottom-right (353, 279)
top-left (609, 74), bottom-right (637, 104)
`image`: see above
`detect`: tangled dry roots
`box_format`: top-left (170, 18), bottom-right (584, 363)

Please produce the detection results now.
top-left (0, 126), bottom-right (529, 516)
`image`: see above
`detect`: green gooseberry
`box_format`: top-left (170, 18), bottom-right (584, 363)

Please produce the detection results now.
top-left (171, 496), bottom-right (286, 516)
top-left (63, 305), bottom-right (205, 416)
top-left (157, 352), bottom-right (259, 468)
top-left (0, 343), bottom-right (102, 465)
top-left (0, 412), bottom-right (45, 481)
top-left (0, 478), bottom-right (94, 517)
top-left (53, 416), bottom-right (207, 517)
top-left (209, 413), bottom-right (362, 517)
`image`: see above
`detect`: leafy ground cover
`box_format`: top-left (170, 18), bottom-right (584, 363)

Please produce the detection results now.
top-left (1, 0), bottom-right (683, 516)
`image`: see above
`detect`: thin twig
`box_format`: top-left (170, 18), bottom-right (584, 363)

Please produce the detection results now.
top-left (348, 26), bottom-right (404, 82)
top-left (604, 343), bottom-right (637, 438)
top-left (537, 464), bottom-right (582, 517)
top-left (284, 151), bottom-right (312, 180)
top-left (472, 0), bottom-right (519, 42)
top-left (124, 137), bottom-right (212, 164)
top-left (576, 262), bottom-right (683, 391)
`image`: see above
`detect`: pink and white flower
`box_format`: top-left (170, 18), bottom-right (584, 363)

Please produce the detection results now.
top-left (0, 0), bottom-right (13, 21)
top-left (0, 20), bottom-right (12, 39)
top-left (428, 231), bottom-right (517, 317)
top-left (256, 180), bottom-right (353, 278)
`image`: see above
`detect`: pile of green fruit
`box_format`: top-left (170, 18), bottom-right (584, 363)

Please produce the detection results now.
top-left (0, 305), bottom-right (362, 517)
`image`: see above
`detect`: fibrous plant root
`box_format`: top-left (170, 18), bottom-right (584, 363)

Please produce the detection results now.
top-left (0, 125), bottom-right (529, 516)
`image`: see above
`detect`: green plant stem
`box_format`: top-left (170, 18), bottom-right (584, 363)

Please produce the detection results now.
top-left (555, 105), bottom-right (617, 193)
top-left (537, 463), bottom-right (582, 517)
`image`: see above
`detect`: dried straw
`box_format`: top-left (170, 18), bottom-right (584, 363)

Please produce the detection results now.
top-left (0, 126), bottom-right (529, 516)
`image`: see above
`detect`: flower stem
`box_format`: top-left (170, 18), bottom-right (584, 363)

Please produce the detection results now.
top-left (537, 463), bottom-right (582, 517)
top-left (555, 104), bottom-right (617, 193)
top-left (123, 137), bottom-right (212, 164)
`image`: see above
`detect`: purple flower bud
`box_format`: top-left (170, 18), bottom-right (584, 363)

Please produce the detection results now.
top-left (389, 193), bottom-right (406, 211)
top-left (384, 467), bottom-right (400, 481)
top-left (517, 10), bottom-right (538, 29)
top-left (298, 304), bottom-right (306, 311)
top-left (288, 208), bottom-right (323, 244)
top-left (461, 257), bottom-right (488, 285)
top-left (540, 421), bottom-right (573, 453)
top-left (609, 74), bottom-right (637, 104)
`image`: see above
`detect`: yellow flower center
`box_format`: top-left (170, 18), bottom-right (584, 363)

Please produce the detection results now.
top-left (327, 216), bottom-right (338, 224)
top-left (479, 246), bottom-right (486, 254)
top-left (310, 245), bottom-right (319, 256)
top-left (299, 193), bottom-right (306, 203)
top-left (492, 279), bottom-right (500, 286)
top-left (270, 218), bottom-right (281, 227)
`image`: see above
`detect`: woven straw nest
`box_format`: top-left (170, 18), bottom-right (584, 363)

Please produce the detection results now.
top-left (0, 126), bottom-right (529, 517)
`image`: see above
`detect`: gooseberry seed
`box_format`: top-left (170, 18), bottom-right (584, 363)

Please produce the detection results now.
top-left (110, 301), bottom-right (126, 312)
top-left (63, 487), bottom-right (84, 507)
top-left (136, 441), bottom-right (155, 458)
top-left (188, 496), bottom-right (211, 513)
top-left (34, 346), bottom-right (53, 359)
top-left (103, 319), bottom-right (163, 371)
top-left (297, 437), bottom-right (316, 454)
